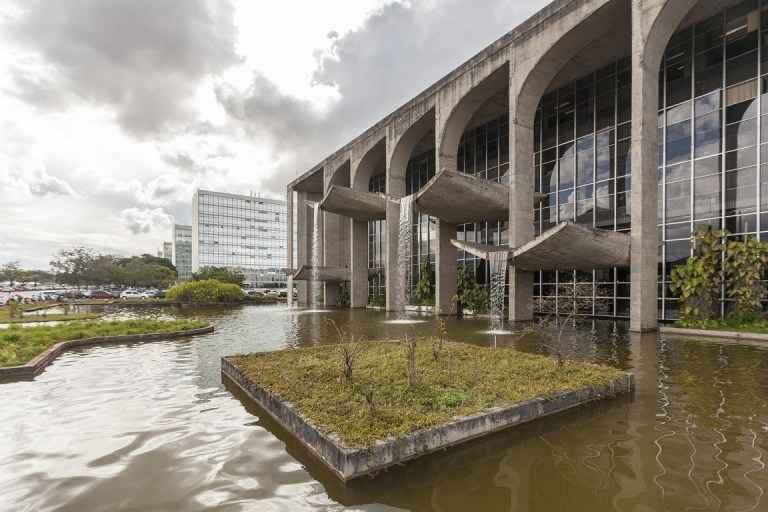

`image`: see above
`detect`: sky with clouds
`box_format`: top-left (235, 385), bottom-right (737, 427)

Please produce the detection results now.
top-left (0, 0), bottom-right (545, 269)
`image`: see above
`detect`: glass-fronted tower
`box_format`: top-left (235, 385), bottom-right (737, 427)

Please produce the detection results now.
top-left (172, 224), bottom-right (193, 282)
top-left (191, 189), bottom-right (288, 287)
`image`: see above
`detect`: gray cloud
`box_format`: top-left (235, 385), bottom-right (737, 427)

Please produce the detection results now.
top-left (28, 172), bottom-right (75, 197)
top-left (218, 0), bottom-right (545, 194)
top-left (9, 0), bottom-right (240, 137)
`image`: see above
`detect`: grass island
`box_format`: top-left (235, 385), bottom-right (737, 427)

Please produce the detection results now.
top-left (223, 339), bottom-right (633, 481)
top-left (0, 319), bottom-right (211, 375)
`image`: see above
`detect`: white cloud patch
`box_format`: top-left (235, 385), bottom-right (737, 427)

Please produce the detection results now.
top-left (119, 207), bottom-right (173, 235)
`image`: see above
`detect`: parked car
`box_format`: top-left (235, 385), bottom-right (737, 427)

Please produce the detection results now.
top-left (120, 290), bottom-right (148, 300)
top-left (87, 290), bottom-right (114, 299)
top-left (32, 291), bottom-right (62, 302)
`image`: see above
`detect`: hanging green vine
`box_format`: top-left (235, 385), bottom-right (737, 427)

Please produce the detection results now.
top-left (413, 261), bottom-right (435, 306)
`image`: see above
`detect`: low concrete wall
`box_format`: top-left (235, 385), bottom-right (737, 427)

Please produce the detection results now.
top-left (222, 356), bottom-right (634, 482)
top-left (0, 325), bottom-right (214, 381)
top-left (660, 326), bottom-right (768, 342)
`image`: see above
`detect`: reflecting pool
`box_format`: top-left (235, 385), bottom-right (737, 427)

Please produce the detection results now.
top-left (1, 305), bottom-right (767, 511)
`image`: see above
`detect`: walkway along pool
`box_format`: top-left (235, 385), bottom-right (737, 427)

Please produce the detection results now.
top-left (1, 304), bottom-right (767, 511)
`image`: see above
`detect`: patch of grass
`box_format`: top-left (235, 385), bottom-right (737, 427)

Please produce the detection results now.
top-left (0, 304), bottom-right (100, 324)
top-left (0, 319), bottom-right (208, 367)
top-left (673, 317), bottom-right (768, 334)
top-left (229, 340), bottom-right (625, 448)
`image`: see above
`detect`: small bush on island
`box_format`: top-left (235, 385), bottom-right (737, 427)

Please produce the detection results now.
top-left (166, 279), bottom-right (245, 304)
top-left (0, 319), bottom-right (208, 367)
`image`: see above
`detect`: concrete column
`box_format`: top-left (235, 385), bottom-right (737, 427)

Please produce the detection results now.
top-left (350, 219), bottom-right (368, 308)
top-left (629, 2), bottom-right (662, 333)
top-left (435, 221), bottom-right (457, 315)
top-left (508, 119), bottom-right (535, 322)
top-left (295, 190), bottom-right (309, 306)
top-left (323, 211), bottom-right (341, 306)
top-left (286, 186), bottom-right (294, 307)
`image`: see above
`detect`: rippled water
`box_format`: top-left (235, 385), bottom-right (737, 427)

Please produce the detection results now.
top-left (1, 305), bottom-right (767, 511)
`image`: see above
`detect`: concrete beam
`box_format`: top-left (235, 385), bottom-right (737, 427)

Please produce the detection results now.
top-left (292, 265), bottom-right (350, 283)
top-left (414, 170), bottom-right (509, 224)
top-left (350, 220), bottom-right (368, 308)
top-left (320, 185), bottom-right (387, 221)
top-left (450, 223), bottom-right (630, 271)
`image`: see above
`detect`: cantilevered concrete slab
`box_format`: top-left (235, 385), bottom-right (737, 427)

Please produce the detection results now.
top-left (319, 185), bottom-right (387, 221)
top-left (451, 223), bottom-right (631, 271)
top-left (292, 265), bottom-right (350, 283)
top-left (415, 170), bottom-right (509, 224)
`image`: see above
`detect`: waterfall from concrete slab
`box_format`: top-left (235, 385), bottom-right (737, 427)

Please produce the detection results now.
top-left (310, 201), bottom-right (322, 308)
top-left (394, 195), bottom-right (413, 316)
top-left (487, 250), bottom-right (510, 334)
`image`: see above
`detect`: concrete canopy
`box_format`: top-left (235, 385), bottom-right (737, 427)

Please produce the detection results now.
top-left (451, 223), bottom-right (630, 271)
top-left (292, 265), bottom-right (350, 283)
top-left (319, 185), bottom-right (387, 221)
top-left (414, 170), bottom-right (509, 224)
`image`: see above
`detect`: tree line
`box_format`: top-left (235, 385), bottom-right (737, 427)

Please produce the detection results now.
top-left (2, 247), bottom-right (246, 289)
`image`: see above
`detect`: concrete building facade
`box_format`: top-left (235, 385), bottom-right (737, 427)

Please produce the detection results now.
top-left (192, 189), bottom-right (288, 287)
top-left (286, 0), bottom-right (760, 331)
top-left (162, 242), bottom-right (173, 261)
top-left (173, 224), bottom-right (193, 282)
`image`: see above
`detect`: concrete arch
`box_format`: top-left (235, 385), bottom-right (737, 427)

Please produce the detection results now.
top-left (387, 107), bottom-right (435, 197)
top-left (436, 62), bottom-right (510, 174)
top-left (326, 158), bottom-right (350, 191)
top-left (352, 138), bottom-right (386, 192)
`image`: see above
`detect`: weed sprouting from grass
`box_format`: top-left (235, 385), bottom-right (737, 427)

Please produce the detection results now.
top-left (327, 318), bottom-right (365, 384)
top-left (403, 332), bottom-right (418, 388)
top-left (432, 318), bottom-right (447, 362)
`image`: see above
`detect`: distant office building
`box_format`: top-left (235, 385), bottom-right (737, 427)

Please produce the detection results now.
top-left (173, 224), bottom-right (193, 281)
top-left (192, 189), bottom-right (287, 287)
top-left (162, 242), bottom-right (172, 261)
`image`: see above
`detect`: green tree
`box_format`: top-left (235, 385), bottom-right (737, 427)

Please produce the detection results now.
top-left (50, 247), bottom-right (94, 288)
top-left (192, 266), bottom-right (245, 286)
top-left (0, 261), bottom-right (23, 286)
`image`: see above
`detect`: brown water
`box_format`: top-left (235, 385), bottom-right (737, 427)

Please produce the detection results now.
top-left (1, 305), bottom-right (767, 511)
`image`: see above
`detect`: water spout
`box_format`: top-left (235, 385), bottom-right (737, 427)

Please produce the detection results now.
top-left (310, 201), bottom-right (322, 308)
top-left (394, 195), bottom-right (414, 316)
top-left (488, 250), bottom-right (509, 334)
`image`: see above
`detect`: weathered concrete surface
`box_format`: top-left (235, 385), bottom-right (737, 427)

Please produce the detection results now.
top-left (450, 223), bottom-right (630, 271)
top-left (0, 325), bottom-right (215, 381)
top-left (319, 185), bottom-right (387, 221)
top-left (222, 355), bottom-right (634, 482)
top-left (292, 265), bottom-right (350, 283)
top-left (415, 170), bottom-right (509, 224)
top-left (286, 186), bottom-right (294, 307)
top-left (435, 221), bottom-right (457, 315)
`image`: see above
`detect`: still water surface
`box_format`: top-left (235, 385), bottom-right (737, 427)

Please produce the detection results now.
top-left (1, 305), bottom-right (767, 511)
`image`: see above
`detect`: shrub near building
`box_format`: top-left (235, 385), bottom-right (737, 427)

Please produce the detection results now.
top-left (166, 279), bottom-right (245, 304)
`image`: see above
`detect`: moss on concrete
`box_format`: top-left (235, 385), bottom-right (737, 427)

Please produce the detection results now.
top-left (229, 340), bottom-right (625, 448)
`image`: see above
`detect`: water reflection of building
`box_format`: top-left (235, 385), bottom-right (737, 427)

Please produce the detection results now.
top-left (191, 189), bottom-right (288, 287)
top-left (286, 0), bottom-right (766, 331)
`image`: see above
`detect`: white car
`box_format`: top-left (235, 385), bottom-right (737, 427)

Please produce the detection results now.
top-left (120, 290), bottom-right (149, 300)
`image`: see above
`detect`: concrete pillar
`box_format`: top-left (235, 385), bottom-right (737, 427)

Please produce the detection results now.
top-left (629, 2), bottom-right (663, 333)
top-left (435, 221), bottom-right (457, 315)
top-left (323, 211), bottom-right (341, 306)
top-left (508, 119), bottom-right (535, 322)
top-left (350, 219), bottom-right (368, 308)
top-left (286, 186), bottom-right (294, 307)
top-left (295, 190), bottom-right (310, 306)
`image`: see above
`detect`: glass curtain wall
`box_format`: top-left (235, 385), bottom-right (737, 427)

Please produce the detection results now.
top-left (368, 174), bottom-right (386, 303)
top-left (659, 0), bottom-right (766, 319)
top-left (532, 58), bottom-right (633, 317)
top-left (456, 115), bottom-right (510, 294)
